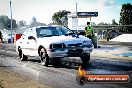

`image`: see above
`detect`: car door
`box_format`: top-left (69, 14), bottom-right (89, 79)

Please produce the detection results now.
top-left (26, 28), bottom-right (38, 56)
top-left (19, 34), bottom-right (30, 55)
top-left (20, 28), bottom-right (37, 56)
top-left (26, 35), bottom-right (38, 56)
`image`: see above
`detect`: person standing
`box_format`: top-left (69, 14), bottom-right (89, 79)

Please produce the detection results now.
top-left (0, 31), bottom-right (3, 43)
top-left (85, 22), bottom-right (94, 39)
top-left (85, 22), bottom-right (98, 48)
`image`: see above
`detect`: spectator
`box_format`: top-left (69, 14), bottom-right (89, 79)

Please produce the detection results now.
top-left (85, 22), bottom-right (94, 39)
top-left (0, 31), bottom-right (3, 43)
top-left (106, 30), bottom-right (112, 41)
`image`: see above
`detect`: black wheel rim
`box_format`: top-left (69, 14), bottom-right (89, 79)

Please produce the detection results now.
top-left (40, 50), bottom-right (47, 66)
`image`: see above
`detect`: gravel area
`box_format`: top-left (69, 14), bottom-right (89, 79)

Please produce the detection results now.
top-left (0, 67), bottom-right (51, 88)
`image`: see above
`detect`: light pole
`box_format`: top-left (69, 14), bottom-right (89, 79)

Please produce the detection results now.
top-left (10, 0), bottom-right (13, 43)
top-left (76, 3), bottom-right (78, 33)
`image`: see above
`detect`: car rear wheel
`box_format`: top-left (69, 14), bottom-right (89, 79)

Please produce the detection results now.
top-left (40, 48), bottom-right (49, 67)
top-left (18, 47), bottom-right (28, 61)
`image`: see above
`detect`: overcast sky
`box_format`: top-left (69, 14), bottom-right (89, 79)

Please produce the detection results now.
top-left (0, 0), bottom-right (132, 25)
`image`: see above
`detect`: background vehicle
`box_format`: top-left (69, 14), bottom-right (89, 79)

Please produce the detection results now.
top-left (2, 34), bottom-right (14, 43)
top-left (16, 25), bottom-right (94, 66)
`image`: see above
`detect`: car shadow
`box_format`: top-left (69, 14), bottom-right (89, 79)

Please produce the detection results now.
top-left (26, 59), bottom-right (132, 71)
top-left (52, 61), bottom-right (92, 70)
top-left (26, 58), bottom-right (90, 70)
top-left (27, 59), bottom-right (41, 63)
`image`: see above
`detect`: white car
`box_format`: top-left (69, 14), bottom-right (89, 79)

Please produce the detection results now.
top-left (2, 34), bottom-right (14, 43)
top-left (16, 25), bottom-right (94, 66)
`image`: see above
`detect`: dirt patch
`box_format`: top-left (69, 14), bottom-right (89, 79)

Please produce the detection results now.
top-left (0, 67), bottom-right (52, 88)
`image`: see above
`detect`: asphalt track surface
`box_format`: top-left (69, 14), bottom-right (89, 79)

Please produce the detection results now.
top-left (0, 43), bottom-right (132, 88)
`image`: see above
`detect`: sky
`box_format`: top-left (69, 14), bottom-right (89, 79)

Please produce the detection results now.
top-left (0, 0), bottom-right (132, 25)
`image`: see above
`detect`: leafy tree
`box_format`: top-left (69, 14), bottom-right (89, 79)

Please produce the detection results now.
top-left (0, 15), bottom-right (9, 29)
top-left (7, 19), bottom-right (18, 29)
top-left (52, 10), bottom-right (71, 26)
top-left (30, 16), bottom-right (46, 27)
top-left (30, 17), bottom-right (38, 27)
top-left (18, 20), bottom-right (26, 28)
top-left (112, 19), bottom-right (118, 25)
top-left (98, 22), bottom-right (108, 25)
top-left (0, 15), bottom-right (17, 29)
top-left (119, 3), bottom-right (132, 33)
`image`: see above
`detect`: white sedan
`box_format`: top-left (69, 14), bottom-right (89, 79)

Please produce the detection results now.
top-left (16, 25), bottom-right (94, 66)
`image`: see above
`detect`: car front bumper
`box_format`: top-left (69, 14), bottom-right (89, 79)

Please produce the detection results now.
top-left (47, 45), bottom-right (94, 58)
top-left (47, 49), bottom-right (68, 58)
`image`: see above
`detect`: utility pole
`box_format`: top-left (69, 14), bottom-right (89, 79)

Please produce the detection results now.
top-left (10, 0), bottom-right (13, 43)
top-left (76, 3), bottom-right (78, 32)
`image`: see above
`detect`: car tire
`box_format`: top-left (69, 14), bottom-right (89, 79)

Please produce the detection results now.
top-left (80, 53), bottom-right (90, 64)
top-left (18, 47), bottom-right (28, 61)
top-left (40, 48), bottom-right (49, 67)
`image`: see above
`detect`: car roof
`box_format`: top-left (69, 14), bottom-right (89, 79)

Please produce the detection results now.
top-left (32, 25), bottom-right (63, 29)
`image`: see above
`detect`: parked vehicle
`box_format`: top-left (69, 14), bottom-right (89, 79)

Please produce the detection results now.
top-left (3, 34), bottom-right (14, 43)
top-left (16, 25), bottom-right (94, 66)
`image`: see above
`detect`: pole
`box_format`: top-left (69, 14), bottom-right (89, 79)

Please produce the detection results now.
top-left (76, 3), bottom-right (78, 33)
top-left (10, 0), bottom-right (13, 43)
top-left (90, 17), bottom-right (91, 25)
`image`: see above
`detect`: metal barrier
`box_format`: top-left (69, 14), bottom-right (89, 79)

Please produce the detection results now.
top-left (73, 25), bottom-right (132, 39)
top-left (72, 25), bottom-right (132, 48)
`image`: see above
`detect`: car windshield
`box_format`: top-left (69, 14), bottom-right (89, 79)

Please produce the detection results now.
top-left (36, 26), bottom-right (74, 38)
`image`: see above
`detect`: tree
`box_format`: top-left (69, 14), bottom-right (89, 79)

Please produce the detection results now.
top-left (30, 17), bottom-right (38, 27)
top-left (98, 22), bottom-right (109, 25)
top-left (119, 3), bottom-right (132, 33)
top-left (0, 15), bottom-right (9, 29)
top-left (112, 19), bottom-right (118, 25)
top-left (7, 19), bottom-right (18, 29)
top-left (0, 15), bottom-right (17, 29)
top-left (30, 17), bottom-right (46, 27)
top-left (52, 10), bottom-right (71, 26)
top-left (18, 20), bottom-right (26, 28)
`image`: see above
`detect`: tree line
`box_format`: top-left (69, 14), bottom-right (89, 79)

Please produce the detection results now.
top-left (0, 16), bottom-right (46, 30)
top-left (0, 15), bottom-right (17, 29)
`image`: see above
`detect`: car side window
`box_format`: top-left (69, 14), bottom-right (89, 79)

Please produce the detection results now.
top-left (40, 29), bottom-right (52, 35)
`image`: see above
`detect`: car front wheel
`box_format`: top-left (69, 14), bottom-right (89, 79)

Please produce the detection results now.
top-left (40, 48), bottom-right (49, 67)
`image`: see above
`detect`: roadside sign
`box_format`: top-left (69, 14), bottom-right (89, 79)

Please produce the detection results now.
top-left (77, 12), bottom-right (98, 17)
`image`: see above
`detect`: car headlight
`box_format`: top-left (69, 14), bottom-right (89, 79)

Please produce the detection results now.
top-left (83, 41), bottom-right (91, 45)
top-left (49, 43), bottom-right (66, 49)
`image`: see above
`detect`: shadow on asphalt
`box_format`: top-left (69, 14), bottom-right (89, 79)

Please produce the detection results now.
top-left (27, 58), bottom-right (80, 69)
top-left (27, 59), bottom-right (41, 63)
top-left (98, 46), bottom-right (118, 50)
top-left (25, 59), bottom-right (132, 71)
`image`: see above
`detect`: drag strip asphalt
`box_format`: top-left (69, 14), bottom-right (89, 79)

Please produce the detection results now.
top-left (0, 44), bottom-right (132, 88)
